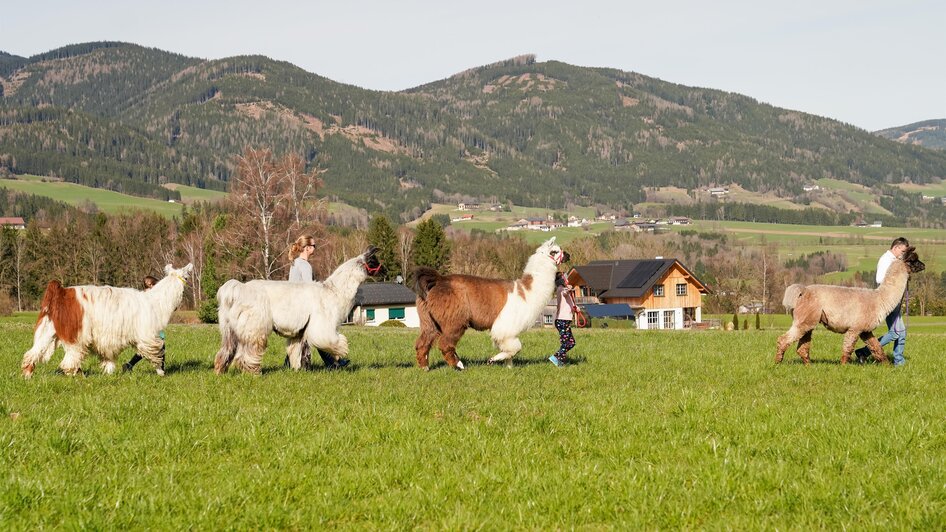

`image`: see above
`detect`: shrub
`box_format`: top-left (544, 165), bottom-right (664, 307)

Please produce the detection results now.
top-left (379, 320), bottom-right (407, 328)
top-left (197, 299), bottom-right (218, 324)
top-left (732, 312), bottom-right (739, 330)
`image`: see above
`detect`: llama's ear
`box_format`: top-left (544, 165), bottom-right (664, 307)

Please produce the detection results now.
top-left (183, 263), bottom-right (194, 275)
top-left (164, 264), bottom-right (172, 276)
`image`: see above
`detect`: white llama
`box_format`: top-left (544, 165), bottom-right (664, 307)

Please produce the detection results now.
top-left (214, 247), bottom-right (381, 375)
top-left (21, 263), bottom-right (194, 378)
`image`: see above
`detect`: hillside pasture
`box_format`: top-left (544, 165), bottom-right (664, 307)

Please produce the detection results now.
top-left (2, 175), bottom-right (184, 217)
top-left (2, 319), bottom-right (946, 528)
top-left (161, 183), bottom-right (227, 204)
top-left (896, 178), bottom-right (946, 197)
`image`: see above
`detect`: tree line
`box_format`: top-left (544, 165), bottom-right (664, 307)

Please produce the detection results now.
top-left (3, 147), bottom-right (946, 319)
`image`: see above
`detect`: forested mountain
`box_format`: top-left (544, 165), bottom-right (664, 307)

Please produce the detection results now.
top-left (3, 43), bottom-right (946, 222)
top-left (875, 119), bottom-right (946, 151)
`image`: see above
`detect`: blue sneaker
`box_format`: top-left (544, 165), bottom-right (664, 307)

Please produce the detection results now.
top-left (549, 355), bottom-right (563, 367)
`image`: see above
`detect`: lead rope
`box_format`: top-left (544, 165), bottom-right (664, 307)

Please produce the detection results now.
top-left (568, 288), bottom-right (586, 327)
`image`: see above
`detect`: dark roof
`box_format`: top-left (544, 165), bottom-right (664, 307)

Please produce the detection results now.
top-left (354, 283), bottom-right (417, 306)
top-left (573, 259), bottom-right (709, 298)
top-left (583, 303), bottom-right (635, 318)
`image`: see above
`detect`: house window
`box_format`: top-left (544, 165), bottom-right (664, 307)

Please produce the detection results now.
top-left (366, 309), bottom-right (375, 322)
top-left (676, 283), bottom-right (687, 296)
top-left (543, 314), bottom-right (554, 325)
top-left (389, 307), bottom-right (405, 320)
top-left (663, 310), bottom-right (675, 330)
top-left (647, 311), bottom-right (659, 327)
top-left (653, 285), bottom-right (665, 297)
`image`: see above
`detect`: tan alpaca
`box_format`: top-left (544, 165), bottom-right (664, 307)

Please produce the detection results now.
top-left (776, 246), bottom-right (925, 365)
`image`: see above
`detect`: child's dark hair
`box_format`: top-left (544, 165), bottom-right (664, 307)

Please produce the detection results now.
top-left (555, 271), bottom-right (566, 287)
top-left (143, 276), bottom-right (159, 289)
top-left (891, 237), bottom-right (909, 249)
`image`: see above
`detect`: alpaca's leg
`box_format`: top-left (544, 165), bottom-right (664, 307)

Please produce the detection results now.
top-left (59, 345), bottom-right (86, 376)
top-left (840, 330), bottom-right (859, 365)
top-left (311, 331), bottom-right (349, 362)
top-left (775, 325), bottom-right (804, 363)
top-left (238, 336), bottom-right (267, 376)
top-left (489, 337), bottom-right (522, 368)
top-left (795, 330), bottom-right (813, 365)
top-left (136, 338), bottom-right (166, 376)
top-left (22, 316), bottom-right (58, 378)
top-left (101, 359), bottom-right (117, 375)
top-left (414, 328), bottom-right (439, 371)
top-left (859, 332), bottom-right (889, 364)
top-left (285, 336), bottom-right (305, 371)
top-left (436, 327), bottom-right (467, 370)
top-left (214, 327), bottom-right (239, 375)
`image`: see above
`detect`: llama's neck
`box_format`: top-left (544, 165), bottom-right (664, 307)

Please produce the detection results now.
top-left (324, 257), bottom-right (368, 302)
top-left (876, 260), bottom-right (909, 316)
top-left (145, 276), bottom-right (185, 325)
top-left (521, 253), bottom-right (558, 301)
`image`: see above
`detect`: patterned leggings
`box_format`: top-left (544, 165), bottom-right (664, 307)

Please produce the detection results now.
top-left (554, 319), bottom-right (576, 360)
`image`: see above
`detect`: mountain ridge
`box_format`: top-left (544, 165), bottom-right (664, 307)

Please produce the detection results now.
top-left (875, 119), bottom-right (946, 151)
top-left (2, 42), bottom-right (946, 222)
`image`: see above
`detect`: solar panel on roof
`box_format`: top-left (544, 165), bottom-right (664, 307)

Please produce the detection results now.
top-left (618, 261), bottom-right (663, 288)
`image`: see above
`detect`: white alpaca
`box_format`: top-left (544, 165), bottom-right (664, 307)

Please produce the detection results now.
top-left (21, 264), bottom-right (194, 378)
top-left (412, 238), bottom-right (568, 369)
top-left (214, 248), bottom-right (381, 375)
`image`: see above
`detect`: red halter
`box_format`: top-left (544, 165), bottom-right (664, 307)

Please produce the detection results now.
top-left (364, 261), bottom-right (382, 276)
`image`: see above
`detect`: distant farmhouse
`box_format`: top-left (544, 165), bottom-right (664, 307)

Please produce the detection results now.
top-left (707, 187), bottom-right (729, 197)
top-left (0, 217), bottom-right (26, 229)
top-left (567, 259), bottom-right (710, 329)
top-left (349, 282), bottom-right (419, 327)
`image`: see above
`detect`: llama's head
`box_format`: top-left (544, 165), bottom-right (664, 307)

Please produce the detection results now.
top-left (902, 246), bottom-right (926, 274)
top-left (536, 237), bottom-right (570, 266)
top-left (163, 263), bottom-right (195, 284)
top-left (361, 246), bottom-right (383, 277)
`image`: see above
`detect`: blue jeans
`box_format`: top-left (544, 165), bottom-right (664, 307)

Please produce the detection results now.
top-left (877, 303), bottom-right (906, 365)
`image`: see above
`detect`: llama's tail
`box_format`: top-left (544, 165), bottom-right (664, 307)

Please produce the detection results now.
top-left (22, 280), bottom-right (66, 378)
top-left (412, 267), bottom-right (441, 301)
top-left (214, 280), bottom-right (241, 374)
top-left (782, 283), bottom-right (806, 314)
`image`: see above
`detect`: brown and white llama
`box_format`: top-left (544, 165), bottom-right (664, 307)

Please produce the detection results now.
top-left (412, 237), bottom-right (569, 370)
top-left (21, 264), bottom-right (194, 378)
top-left (776, 246), bottom-right (924, 365)
top-left (213, 248), bottom-right (381, 375)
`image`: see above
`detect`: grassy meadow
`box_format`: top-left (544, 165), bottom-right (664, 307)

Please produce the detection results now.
top-left (0, 175), bottom-right (226, 218)
top-left (2, 317), bottom-right (946, 528)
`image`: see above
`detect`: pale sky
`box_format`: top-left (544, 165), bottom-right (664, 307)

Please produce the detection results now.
top-left (2, 0), bottom-right (944, 131)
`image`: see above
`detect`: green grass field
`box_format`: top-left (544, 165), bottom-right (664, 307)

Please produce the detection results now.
top-left (161, 183), bottom-right (227, 204)
top-left (1, 175), bottom-right (226, 218)
top-left (2, 318), bottom-right (945, 528)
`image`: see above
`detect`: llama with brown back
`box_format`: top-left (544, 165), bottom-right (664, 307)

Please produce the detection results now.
top-left (776, 246), bottom-right (924, 365)
top-left (412, 237), bottom-right (569, 370)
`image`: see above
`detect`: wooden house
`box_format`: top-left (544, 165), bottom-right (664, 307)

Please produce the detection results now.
top-left (567, 258), bottom-right (710, 329)
top-left (349, 282), bottom-right (419, 327)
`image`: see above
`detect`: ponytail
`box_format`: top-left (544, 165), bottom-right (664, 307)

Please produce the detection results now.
top-left (288, 235), bottom-right (314, 261)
